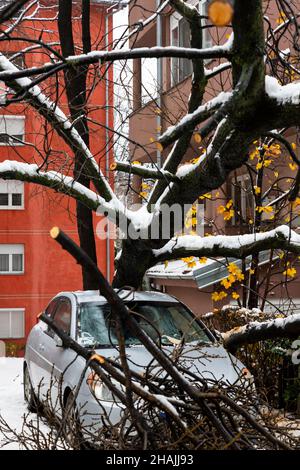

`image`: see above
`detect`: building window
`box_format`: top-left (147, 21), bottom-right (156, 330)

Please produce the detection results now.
top-left (0, 244), bottom-right (24, 274)
top-left (170, 13), bottom-right (192, 86)
top-left (0, 308), bottom-right (25, 339)
top-left (170, 1), bottom-right (212, 86)
top-left (0, 115), bottom-right (25, 145)
top-left (0, 179), bottom-right (24, 209)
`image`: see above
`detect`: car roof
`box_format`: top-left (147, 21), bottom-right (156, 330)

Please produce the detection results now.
top-left (57, 289), bottom-right (178, 304)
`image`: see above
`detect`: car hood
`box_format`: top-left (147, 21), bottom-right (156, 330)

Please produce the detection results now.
top-left (95, 342), bottom-right (246, 386)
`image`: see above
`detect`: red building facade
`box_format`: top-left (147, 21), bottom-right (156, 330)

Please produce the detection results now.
top-left (0, 1), bottom-right (115, 354)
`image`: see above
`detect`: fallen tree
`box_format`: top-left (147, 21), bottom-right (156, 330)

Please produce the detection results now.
top-left (35, 227), bottom-right (293, 450)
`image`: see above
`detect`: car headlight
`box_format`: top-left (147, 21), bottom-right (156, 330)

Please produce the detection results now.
top-left (87, 372), bottom-right (124, 403)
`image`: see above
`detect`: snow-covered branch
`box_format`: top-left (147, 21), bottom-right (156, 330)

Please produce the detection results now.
top-left (223, 313), bottom-right (300, 353)
top-left (111, 160), bottom-right (179, 182)
top-left (158, 91), bottom-right (232, 149)
top-left (153, 225), bottom-right (300, 261)
top-left (0, 53), bottom-right (114, 202)
top-left (0, 45), bottom-right (233, 83)
top-left (205, 62), bottom-right (232, 79)
top-left (0, 160), bottom-right (115, 216)
top-left (0, 160), bottom-right (156, 232)
top-left (265, 76), bottom-right (300, 106)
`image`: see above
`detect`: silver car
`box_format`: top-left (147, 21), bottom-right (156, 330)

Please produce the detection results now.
top-left (24, 290), bottom-right (251, 443)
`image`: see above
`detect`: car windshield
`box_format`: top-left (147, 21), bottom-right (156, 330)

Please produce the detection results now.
top-left (77, 301), bottom-right (212, 347)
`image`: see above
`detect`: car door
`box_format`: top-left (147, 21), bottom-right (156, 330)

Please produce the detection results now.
top-left (28, 298), bottom-right (60, 400)
top-left (37, 296), bottom-right (75, 409)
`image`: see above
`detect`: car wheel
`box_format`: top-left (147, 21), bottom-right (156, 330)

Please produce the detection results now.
top-left (23, 365), bottom-right (40, 413)
top-left (63, 392), bottom-right (85, 449)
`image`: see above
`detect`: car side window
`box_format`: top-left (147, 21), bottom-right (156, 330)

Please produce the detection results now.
top-left (45, 299), bottom-right (59, 319)
top-left (53, 299), bottom-right (72, 336)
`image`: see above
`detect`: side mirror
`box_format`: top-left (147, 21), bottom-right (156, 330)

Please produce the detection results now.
top-left (54, 334), bottom-right (64, 348)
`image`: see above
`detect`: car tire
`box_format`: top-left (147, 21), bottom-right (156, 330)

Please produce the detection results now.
top-left (23, 365), bottom-right (40, 413)
top-left (63, 392), bottom-right (85, 449)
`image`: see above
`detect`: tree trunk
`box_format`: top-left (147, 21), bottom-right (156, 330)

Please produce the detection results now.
top-left (113, 239), bottom-right (154, 289)
top-left (58, 0), bottom-right (98, 289)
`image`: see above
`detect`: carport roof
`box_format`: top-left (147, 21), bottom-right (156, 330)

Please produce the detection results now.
top-left (146, 250), bottom-right (277, 289)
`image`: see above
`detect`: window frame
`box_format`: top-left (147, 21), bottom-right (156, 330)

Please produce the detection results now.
top-left (0, 244), bottom-right (24, 275)
top-left (170, 11), bottom-right (193, 86)
top-left (170, 1), bottom-right (213, 87)
top-left (0, 115), bottom-right (25, 146)
top-left (0, 308), bottom-right (25, 339)
top-left (0, 179), bottom-right (24, 210)
top-left (53, 298), bottom-right (72, 335)
top-left (45, 297), bottom-right (72, 338)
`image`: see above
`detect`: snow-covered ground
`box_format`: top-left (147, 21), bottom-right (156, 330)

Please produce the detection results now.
top-left (0, 358), bottom-right (49, 450)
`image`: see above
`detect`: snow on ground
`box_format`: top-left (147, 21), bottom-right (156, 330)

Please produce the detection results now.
top-left (0, 358), bottom-right (49, 450)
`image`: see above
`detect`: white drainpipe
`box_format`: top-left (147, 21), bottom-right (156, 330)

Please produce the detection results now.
top-left (104, 2), bottom-right (127, 281)
top-left (156, 0), bottom-right (163, 168)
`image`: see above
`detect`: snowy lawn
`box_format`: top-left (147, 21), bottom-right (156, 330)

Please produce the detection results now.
top-left (0, 358), bottom-right (49, 450)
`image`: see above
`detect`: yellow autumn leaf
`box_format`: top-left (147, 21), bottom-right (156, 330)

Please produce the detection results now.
top-left (194, 133), bottom-right (202, 144)
top-left (221, 278), bottom-right (233, 289)
top-left (289, 162), bottom-right (297, 171)
top-left (283, 267), bottom-right (297, 278)
top-left (156, 142), bottom-right (164, 152)
top-left (231, 292), bottom-right (240, 300)
top-left (223, 209), bottom-right (234, 221)
top-left (254, 186), bottom-right (261, 195)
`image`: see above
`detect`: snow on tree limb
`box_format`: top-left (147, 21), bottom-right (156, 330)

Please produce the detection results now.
top-left (265, 76), bottom-right (300, 105)
top-left (158, 91), bottom-right (232, 149)
top-left (153, 225), bottom-right (300, 261)
top-left (0, 160), bottom-right (112, 214)
top-left (205, 62), bottom-right (232, 79)
top-left (0, 45), bottom-right (233, 83)
top-left (0, 52), bottom-right (115, 202)
top-left (112, 160), bottom-right (179, 182)
top-left (222, 313), bottom-right (300, 353)
top-left (0, 160), bottom-right (155, 231)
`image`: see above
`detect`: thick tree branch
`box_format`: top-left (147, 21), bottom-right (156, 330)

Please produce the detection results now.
top-left (223, 314), bottom-right (300, 353)
top-left (153, 225), bottom-right (300, 261)
top-left (58, 0), bottom-right (98, 289)
top-left (0, 161), bottom-right (106, 213)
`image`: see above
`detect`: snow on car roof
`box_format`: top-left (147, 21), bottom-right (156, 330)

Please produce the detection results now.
top-left (70, 289), bottom-right (177, 304)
